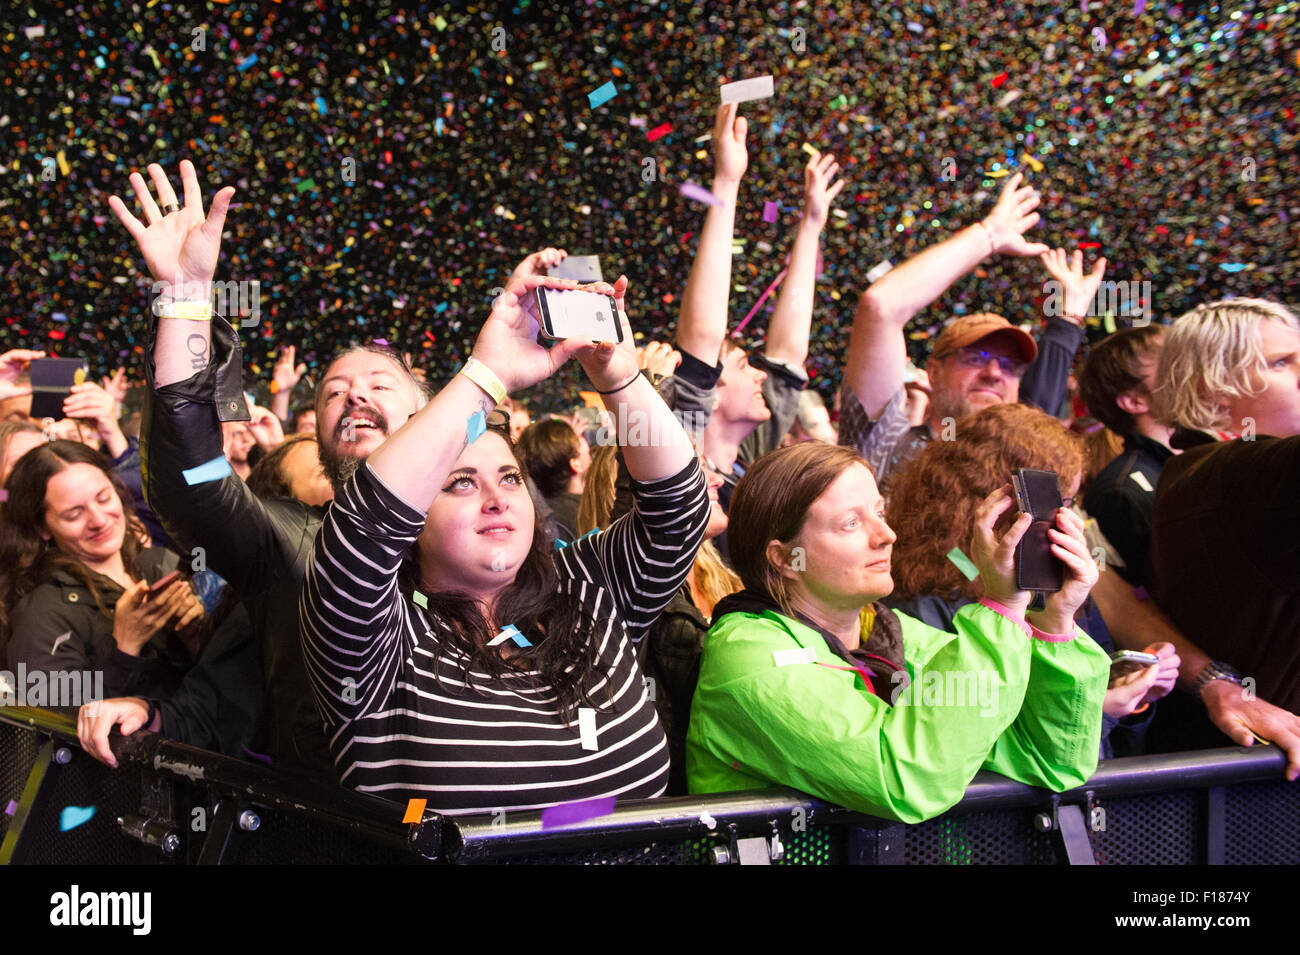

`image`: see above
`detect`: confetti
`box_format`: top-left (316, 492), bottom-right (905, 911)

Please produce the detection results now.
top-left (992, 72), bottom-right (1009, 88)
top-left (587, 81), bottom-right (618, 109)
top-left (236, 53), bottom-right (258, 72)
top-left (540, 796), bottom-right (616, 829)
top-left (1218, 263), bottom-right (1250, 272)
top-left (182, 456), bottom-right (233, 486)
top-left (679, 182), bottom-right (722, 207)
top-left (59, 805), bottom-right (96, 831)
top-left (946, 547), bottom-right (979, 581)
top-left (3, 799), bottom-right (16, 817)
top-left (402, 798), bottom-right (427, 823)
top-left (646, 122), bottom-right (672, 141)
top-left (719, 75), bottom-right (774, 104)
top-left (763, 201), bottom-right (779, 223)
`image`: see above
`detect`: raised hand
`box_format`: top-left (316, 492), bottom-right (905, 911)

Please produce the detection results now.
top-left (980, 172), bottom-right (1049, 258)
top-left (637, 340), bottom-right (683, 380)
top-left (0, 348), bottom-right (45, 402)
top-left (469, 273), bottom-right (591, 394)
top-left (101, 367), bottom-right (129, 406)
top-left (510, 247), bottom-right (568, 284)
top-left (107, 160), bottom-right (235, 298)
top-left (969, 485), bottom-right (1033, 618)
top-left (1026, 507), bottom-right (1100, 634)
top-left (573, 276), bottom-right (640, 394)
top-left (246, 404), bottom-right (286, 451)
top-left (801, 150), bottom-right (846, 228)
top-left (712, 103), bottom-right (749, 185)
top-left (271, 345), bottom-right (306, 396)
top-left (1041, 248), bottom-right (1107, 323)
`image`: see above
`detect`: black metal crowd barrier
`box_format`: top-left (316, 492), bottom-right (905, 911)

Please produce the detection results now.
top-left (2, 705), bottom-right (1296, 864)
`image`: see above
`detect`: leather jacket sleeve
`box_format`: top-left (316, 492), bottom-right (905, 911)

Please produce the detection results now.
top-left (139, 312), bottom-right (309, 599)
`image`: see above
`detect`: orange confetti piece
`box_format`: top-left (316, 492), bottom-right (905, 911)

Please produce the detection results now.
top-left (402, 798), bottom-right (427, 823)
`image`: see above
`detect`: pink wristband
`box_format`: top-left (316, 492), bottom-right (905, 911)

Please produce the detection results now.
top-left (1028, 622), bottom-right (1076, 644)
top-left (978, 598), bottom-right (1030, 637)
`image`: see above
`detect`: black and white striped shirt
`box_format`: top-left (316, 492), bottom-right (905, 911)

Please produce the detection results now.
top-left (300, 458), bottom-right (709, 815)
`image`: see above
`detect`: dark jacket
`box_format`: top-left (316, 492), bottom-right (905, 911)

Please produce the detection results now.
top-left (1147, 430), bottom-right (1300, 730)
top-left (637, 585), bottom-right (710, 796)
top-left (5, 548), bottom-right (190, 704)
top-left (141, 312), bottom-right (333, 776)
top-left (1083, 432), bottom-right (1173, 586)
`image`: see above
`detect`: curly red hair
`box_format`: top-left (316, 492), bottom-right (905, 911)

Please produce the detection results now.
top-left (886, 404), bottom-right (1084, 602)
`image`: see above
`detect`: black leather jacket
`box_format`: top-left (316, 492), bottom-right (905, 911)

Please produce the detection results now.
top-left (141, 313), bottom-right (333, 776)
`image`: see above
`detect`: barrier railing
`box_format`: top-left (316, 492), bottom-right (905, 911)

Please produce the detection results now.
top-left (2, 705), bottom-right (1295, 864)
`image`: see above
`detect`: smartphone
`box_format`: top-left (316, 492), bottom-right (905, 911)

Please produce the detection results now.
top-left (548, 254), bottom-right (603, 284)
top-left (536, 288), bottom-right (623, 344)
top-left (1011, 468), bottom-right (1065, 592)
top-left (1109, 650), bottom-right (1160, 679)
top-left (29, 357), bottom-right (88, 420)
top-left (148, 570), bottom-right (182, 595)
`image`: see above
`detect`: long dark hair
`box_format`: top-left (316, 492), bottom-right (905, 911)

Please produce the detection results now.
top-left (0, 441), bottom-right (144, 648)
top-left (398, 416), bottom-right (603, 717)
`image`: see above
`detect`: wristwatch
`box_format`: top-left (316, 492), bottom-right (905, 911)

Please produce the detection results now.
top-left (1190, 661), bottom-right (1244, 703)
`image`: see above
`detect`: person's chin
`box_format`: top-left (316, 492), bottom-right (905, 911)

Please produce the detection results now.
top-left (966, 390), bottom-right (1004, 410)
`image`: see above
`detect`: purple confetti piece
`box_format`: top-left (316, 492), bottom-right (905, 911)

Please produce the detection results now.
top-left (679, 182), bottom-right (723, 207)
top-left (4, 799), bottom-right (16, 817)
top-left (1133, 0), bottom-right (1146, 13)
top-left (372, 338), bottom-right (389, 346)
top-left (540, 796), bottom-right (617, 830)
top-left (763, 201), bottom-right (779, 223)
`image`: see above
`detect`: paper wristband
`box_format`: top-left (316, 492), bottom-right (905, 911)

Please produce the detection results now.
top-left (182, 455), bottom-right (233, 486)
top-left (459, 358), bottom-right (507, 406)
top-left (157, 301), bottom-right (214, 321)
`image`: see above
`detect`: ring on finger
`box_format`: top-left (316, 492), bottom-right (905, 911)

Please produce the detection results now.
top-left (162, 203), bottom-right (181, 215)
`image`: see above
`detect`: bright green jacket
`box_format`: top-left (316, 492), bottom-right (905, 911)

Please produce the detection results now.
top-left (686, 602), bottom-right (1109, 823)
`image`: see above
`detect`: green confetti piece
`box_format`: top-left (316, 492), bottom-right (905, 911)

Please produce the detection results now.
top-left (946, 547), bottom-right (979, 581)
top-left (296, 179), bottom-right (318, 193)
top-left (412, 590), bottom-right (428, 609)
top-left (829, 94), bottom-right (848, 109)
top-left (1103, 311), bottom-right (1117, 334)
top-left (433, 14), bottom-right (447, 31)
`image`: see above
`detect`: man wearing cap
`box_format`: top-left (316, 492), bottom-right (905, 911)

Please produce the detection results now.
top-left (839, 173), bottom-right (1106, 489)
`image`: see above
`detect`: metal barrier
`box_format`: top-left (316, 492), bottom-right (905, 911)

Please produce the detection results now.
top-left (2, 706), bottom-right (1295, 865)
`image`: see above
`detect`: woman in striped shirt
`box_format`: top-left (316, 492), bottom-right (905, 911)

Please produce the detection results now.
top-left (300, 273), bottom-right (710, 814)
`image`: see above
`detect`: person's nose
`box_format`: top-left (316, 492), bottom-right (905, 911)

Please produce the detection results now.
top-left (753, 367), bottom-right (768, 386)
top-left (870, 514), bottom-right (897, 548)
top-left (482, 483), bottom-right (510, 514)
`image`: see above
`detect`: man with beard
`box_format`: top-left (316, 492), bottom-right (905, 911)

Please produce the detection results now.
top-left (838, 173), bottom-right (1106, 491)
top-left (87, 162), bottom-right (432, 775)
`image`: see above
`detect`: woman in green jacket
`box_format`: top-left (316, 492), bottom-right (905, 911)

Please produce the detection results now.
top-left (686, 442), bottom-right (1109, 823)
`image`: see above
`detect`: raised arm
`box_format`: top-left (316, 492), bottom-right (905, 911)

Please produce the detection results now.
top-left (111, 161), bottom-right (304, 595)
top-left (1020, 248), bottom-right (1105, 415)
top-left (845, 173), bottom-right (1047, 419)
top-left (674, 103), bottom-right (748, 365)
top-left (268, 346), bottom-right (306, 424)
top-left (764, 150), bottom-right (842, 369)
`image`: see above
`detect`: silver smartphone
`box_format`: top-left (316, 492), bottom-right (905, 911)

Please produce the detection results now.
top-left (548, 255), bottom-right (603, 284)
top-left (536, 288), bottom-right (623, 344)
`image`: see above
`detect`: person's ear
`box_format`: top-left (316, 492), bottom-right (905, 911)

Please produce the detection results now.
top-left (766, 539), bottom-right (800, 582)
top-left (1114, 388), bottom-right (1151, 417)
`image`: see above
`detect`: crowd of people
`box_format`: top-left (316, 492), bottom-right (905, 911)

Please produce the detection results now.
top-left (1, 1), bottom-right (1298, 826)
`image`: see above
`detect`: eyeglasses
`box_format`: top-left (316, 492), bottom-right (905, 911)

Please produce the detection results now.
top-left (939, 348), bottom-right (1028, 378)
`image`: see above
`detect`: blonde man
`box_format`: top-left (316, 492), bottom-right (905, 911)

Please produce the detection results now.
top-left (1142, 298), bottom-right (1300, 778)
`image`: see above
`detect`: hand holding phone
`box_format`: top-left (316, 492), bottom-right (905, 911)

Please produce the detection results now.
top-left (1011, 468), bottom-right (1065, 592)
top-left (1109, 649), bottom-right (1160, 680)
top-left (29, 358), bottom-right (89, 420)
top-left (147, 570), bottom-right (182, 595)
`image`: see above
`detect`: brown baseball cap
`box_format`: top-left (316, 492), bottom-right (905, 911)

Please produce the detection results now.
top-left (930, 312), bottom-right (1038, 364)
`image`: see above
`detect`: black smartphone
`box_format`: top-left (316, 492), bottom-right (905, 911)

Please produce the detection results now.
top-left (1011, 468), bottom-right (1065, 592)
top-left (148, 570), bottom-right (182, 595)
top-left (29, 357), bottom-right (88, 420)
top-left (535, 288), bottom-right (623, 344)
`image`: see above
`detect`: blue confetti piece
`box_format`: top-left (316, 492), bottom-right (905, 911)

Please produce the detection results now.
top-left (1086, 160), bottom-right (1097, 175)
top-left (182, 455), bottom-right (233, 486)
top-left (237, 54), bottom-right (259, 72)
top-left (466, 409), bottom-right (487, 444)
top-left (60, 805), bottom-right (96, 831)
top-left (502, 624), bottom-right (532, 648)
top-left (1218, 263), bottom-right (1250, 272)
top-left (587, 81), bottom-right (617, 109)
top-left (435, 117), bottom-right (444, 134)
top-left (315, 96), bottom-right (327, 115)
top-left (110, 95), bottom-right (131, 107)
top-left (52, 312), bottom-right (67, 322)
